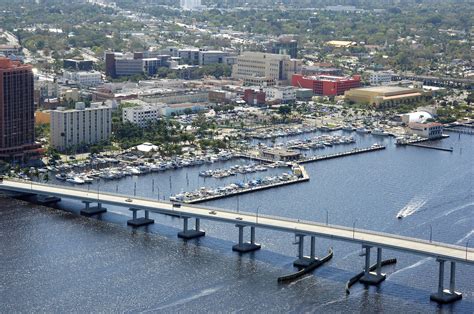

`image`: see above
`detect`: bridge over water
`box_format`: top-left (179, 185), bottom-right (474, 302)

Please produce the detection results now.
top-left (1, 179), bottom-right (472, 304)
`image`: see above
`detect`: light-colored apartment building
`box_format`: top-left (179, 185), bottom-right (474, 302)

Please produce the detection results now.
top-left (50, 102), bottom-right (112, 151)
top-left (232, 52), bottom-right (302, 85)
top-left (122, 105), bottom-right (162, 127)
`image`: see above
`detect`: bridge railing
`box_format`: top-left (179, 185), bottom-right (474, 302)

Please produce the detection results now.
top-left (3, 178), bottom-right (472, 256)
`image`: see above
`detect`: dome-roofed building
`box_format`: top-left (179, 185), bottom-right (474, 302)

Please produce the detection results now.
top-left (401, 111), bottom-right (434, 124)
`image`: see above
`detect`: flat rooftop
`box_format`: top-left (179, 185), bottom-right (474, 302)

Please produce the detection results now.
top-left (354, 86), bottom-right (413, 94)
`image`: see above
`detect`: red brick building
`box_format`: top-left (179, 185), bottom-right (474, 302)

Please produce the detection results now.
top-left (0, 57), bottom-right (41, 161)
top-left (243, 89), bottom-right (266, 106)
top-left (291, 74), bottom-right (361, 96)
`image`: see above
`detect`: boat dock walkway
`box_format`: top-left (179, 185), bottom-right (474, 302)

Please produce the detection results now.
top-left (407, 143), bottom-right (454, 152)
top-left (444, 128), bottom-right (474, 135)
top-left (299, 145), bottom-right (386, 164)
top-left (184, 164), bottom-right (310, 204)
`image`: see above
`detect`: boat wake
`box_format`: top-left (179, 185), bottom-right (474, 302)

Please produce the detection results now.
top-left (434, 202), bottom-right (474, 220)
top-left (142, 286), bottom-right (222, 312)
top-left (396, 198), bottom-right (427, 219)
top-left (387, 257), bottom-right (431, 279)
top-left (456, 229), bottom-right (474, 245)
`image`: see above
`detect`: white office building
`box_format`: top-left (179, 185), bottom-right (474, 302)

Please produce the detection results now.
top-left (50, 102), bottom-right (112, 151)
top-left (367, 70), bottom-right (393, 85)
top-left (263, 86), bottom-right (296, 103)
top-left (122, 105), bottom-right (162, 127)
top-left (63, 71), bottom-right (102, 87)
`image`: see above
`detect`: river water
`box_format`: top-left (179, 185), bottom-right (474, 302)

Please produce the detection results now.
top-left (1, 131), bottom-right (473, 312)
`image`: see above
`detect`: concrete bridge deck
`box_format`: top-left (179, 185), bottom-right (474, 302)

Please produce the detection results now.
top-left (1, 179), bottom-right (472, 265)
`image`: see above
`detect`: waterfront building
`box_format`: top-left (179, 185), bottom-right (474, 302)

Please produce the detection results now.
top-left (401, 111), bottom-right (434, 124)
top-left (261, 148), bottom-right (301, 161)
top-left (0, 57), bottom-right (41, 161)
top-left (292, 74), bottom-right (361, 96)
top-left (408, 122), bottom-right (443, 139)
top-left (344, 86), bottom-right (429, 108)
top-left (50, 102), bottom-right (112, 152)
top-left (232, 52), bottom-right (302, 85)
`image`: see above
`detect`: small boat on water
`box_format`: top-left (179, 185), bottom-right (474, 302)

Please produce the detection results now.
top-left (55, 173), bottom-right (68, 181)
top-left (66, 176), bottom-right (85, 184)
top-left (356, 127), bottom-right (370, 134)
top-left (372, 128), bottom-right (390, 136)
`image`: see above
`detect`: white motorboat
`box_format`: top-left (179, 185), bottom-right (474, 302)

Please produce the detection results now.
top-left (66, 176), bottom-right (85, 184)
top-left (372, 128), bottom-right (390, 136)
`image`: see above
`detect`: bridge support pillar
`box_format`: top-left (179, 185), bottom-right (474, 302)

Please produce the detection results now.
top-left (430, 260), bottom-right (462, 303)
top-left (293, 235), bottom-right (318, 268)
top-left (80, 201), bottom-right (107, 217)
top-left (360, 246), bottom-right (386, 285)
top-left (232, 225), bottom-right (261, 253)
top-left (178, 217), bottom-right (205, 239)
top-left (127, 208), bottom-right (154, 227)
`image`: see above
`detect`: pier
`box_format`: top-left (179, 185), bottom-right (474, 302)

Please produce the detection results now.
top-left (444, 128), bottom-right (474, 135)
top-left (299, 145), bottom-right (385, 164)
top-left (0, 179), bottom-right (472, 304)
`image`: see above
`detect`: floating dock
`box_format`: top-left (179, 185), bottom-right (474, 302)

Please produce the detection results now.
top-left (407, 143), bottom-right (453, 152)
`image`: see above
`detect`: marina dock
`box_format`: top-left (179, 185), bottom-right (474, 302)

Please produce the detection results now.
top-left (299, 145), bottom-right (386, 164)
top-left (183, 164), bottom-right (310, 204)
top-left (444, 128), bottom-right (474, 135)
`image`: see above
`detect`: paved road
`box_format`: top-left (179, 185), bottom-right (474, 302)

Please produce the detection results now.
top-left (1, 179), bottom-right (472, 264)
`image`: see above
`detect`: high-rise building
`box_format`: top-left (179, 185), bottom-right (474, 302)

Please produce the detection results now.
top-left (0, 57), bottom-right (41, 160)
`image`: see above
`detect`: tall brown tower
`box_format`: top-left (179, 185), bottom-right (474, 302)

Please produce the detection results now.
top-left (0, 57), bottom-right (40, 161)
